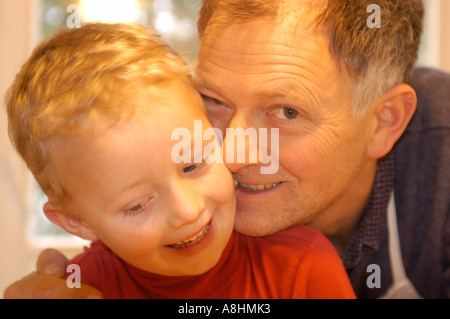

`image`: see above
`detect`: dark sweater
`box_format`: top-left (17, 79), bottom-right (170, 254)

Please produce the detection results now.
top-left (345, 67), bottom-right (450, 298)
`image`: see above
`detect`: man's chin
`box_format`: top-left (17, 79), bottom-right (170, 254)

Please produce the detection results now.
top-left (233, 217), bottom-right (285, 237)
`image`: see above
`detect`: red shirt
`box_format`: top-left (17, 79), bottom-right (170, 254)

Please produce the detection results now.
top-left (67, 225), bottom-right (355, 298)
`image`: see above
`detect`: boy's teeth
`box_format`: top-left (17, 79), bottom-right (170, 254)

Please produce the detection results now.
top-left (170, 223), bottom-right (210, 248)
top-left (235, 180), bottom-right (281, 191)
top-left (177, 228), bottom-right (204, 244)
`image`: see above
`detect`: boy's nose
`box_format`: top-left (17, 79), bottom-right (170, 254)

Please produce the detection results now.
top-left (169, 182), bottom-right (206, 229)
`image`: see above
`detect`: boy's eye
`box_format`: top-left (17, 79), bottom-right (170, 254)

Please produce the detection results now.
top-left (123, 198), bottom-right (152, 216)
top-left (126, 204), bottom-right (144, 215)
top-left (183, 163), bottom-right (200, 173)
top-left (183, 145), bottom-right (216, 174)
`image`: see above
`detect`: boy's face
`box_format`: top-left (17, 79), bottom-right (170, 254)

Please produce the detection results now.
top-left (48, 80), bottom-right (236, 276)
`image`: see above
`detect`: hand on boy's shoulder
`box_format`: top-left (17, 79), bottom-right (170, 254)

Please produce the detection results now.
top-left (3, 248), bottom-right (103, 299)
top-left (4, 272), bottom-right (103, 299)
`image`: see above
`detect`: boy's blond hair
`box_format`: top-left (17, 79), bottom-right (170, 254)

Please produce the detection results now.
top-left (6, 23), bottom-right (195, 207)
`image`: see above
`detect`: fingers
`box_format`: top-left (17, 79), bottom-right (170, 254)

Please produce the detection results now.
top-left (73, 284), bottom-right (104, 299)
top-left (36, 248), bottom-right (68, 278)
top-left (3, 272), bottom-right (103, 299)
top-left (6, 248), bottom-right (103, 299)
top-left (3, 272), bottom-right (38, 299)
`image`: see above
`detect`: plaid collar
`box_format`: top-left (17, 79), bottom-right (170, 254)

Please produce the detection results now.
top-left (342, 152), bottom-right (395, 270)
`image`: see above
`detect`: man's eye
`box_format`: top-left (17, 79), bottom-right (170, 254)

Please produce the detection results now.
top-left (274, 106), bottom-right (300, 120)
top-left (201, 94), bottom-right (225, 106)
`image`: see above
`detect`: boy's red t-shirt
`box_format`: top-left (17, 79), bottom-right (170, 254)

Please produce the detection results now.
top-left (67, 225), bottom-right (356, 298)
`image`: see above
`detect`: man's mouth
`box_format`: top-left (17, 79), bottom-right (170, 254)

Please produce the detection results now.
top-left (168, 222), bottom-right (211, 249)
top-left (234, 179), bottom-right (282, 191)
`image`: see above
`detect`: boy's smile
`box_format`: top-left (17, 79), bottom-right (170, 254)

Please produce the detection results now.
top-left (168, 221), bottom-right (211, 248)
top-left (46, 80), bottom-right (236, 276)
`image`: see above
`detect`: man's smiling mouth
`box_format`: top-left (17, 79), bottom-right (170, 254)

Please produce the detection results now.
top-left (234, 179), bottom-right (283, 191)
top-left (168, 222), bottom-right (211, 249)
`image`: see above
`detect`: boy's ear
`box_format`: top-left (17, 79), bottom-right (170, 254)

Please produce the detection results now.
top-left (367, 83), bottom-right (417, 159)
top-left (43, 202), bottom-right (98, 241)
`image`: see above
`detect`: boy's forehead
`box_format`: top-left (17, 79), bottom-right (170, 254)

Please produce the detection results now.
top-left (48, 80), bottom-right (210, 159)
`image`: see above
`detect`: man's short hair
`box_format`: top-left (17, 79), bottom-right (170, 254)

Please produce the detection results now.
top-left (198, 0), bottom-right (424, 115)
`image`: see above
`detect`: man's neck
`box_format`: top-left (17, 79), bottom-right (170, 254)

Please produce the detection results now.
top-left (306, 158), bottom-right (377, 255)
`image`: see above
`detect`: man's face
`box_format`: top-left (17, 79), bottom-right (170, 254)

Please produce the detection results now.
top-left (195, 21), bottom-right (376, 237)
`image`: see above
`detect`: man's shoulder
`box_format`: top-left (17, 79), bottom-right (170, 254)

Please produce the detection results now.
top-left (392, 67), bottom-right (450, 298)
top-left (395, 67), bottom-right (450, 191)
top-left (396, 67), bottom-right (450, 183)
top-left (407, 67), bottom-right (450, 131)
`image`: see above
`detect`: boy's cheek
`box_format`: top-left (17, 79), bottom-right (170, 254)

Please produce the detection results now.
top-left (210, 166), bottom-right (235, 198)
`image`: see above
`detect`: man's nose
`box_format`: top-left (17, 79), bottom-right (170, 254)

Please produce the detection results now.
top-left (168, 182), bottom-right (206, 229)
top-left (223, 111), bottom-right (263, 173)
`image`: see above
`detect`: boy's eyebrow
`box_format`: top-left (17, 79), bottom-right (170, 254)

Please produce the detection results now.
top-left (120, 178), bottom-right (147, 193)
top-left (108, 178), bottom-right (148, 209)
top-left (178, 136), bottom-right (207, 162)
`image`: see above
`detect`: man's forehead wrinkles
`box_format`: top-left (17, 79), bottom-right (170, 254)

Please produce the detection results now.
top-left (200, 38), bottom-right (326, 85)
top-left (202, 35), bottom-right (319, 58)
top-left (258, 61), bottom-right (325, 90)
top-left (197, 59), bottom-right (322, 92)
top-left (198, 58), bottom-right (245, 78)
top-left (253, 75), bottom-right (323, 105)
top-left (199, 54), bottom-right (326, 94)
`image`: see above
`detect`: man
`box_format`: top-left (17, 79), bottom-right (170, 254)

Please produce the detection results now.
top-left (5, 0), bottom-right (449, 298)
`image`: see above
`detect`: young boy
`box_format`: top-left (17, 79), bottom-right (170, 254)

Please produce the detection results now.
top-left (5, 23), bottom-right (355, 298)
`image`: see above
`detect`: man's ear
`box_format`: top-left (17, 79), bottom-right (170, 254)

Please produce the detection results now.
top-left (367, 83), bottom-right (417, 159)
top-left (43, 202), bottom-right (98, 241)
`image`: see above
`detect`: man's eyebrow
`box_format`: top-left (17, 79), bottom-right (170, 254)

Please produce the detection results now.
top-left (253, 84), bottom-right (313, 104)
top-left (192, 76), bottom-right (206, 88)
top-left (194, 77), bottom-right (316, 106)
top-left (193, 77), bottom-right (222, 95)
